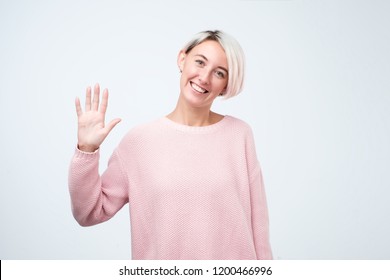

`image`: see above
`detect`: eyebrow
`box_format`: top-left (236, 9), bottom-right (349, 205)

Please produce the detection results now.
top-left (194, 54), bottom-right (229, 74)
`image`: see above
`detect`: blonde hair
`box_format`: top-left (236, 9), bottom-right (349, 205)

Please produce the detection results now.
top-left (182, 30), bottom-right (245, 99)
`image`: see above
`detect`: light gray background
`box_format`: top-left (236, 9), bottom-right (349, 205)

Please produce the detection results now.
top-left (0, 0), bottom-right (389, 259)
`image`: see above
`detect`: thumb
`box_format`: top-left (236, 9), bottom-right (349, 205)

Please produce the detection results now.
top-left (105, 118), bottom-right (122, 134)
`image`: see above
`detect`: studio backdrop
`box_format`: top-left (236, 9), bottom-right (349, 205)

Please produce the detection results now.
top-left (0, 0), bottom-right (389, 259)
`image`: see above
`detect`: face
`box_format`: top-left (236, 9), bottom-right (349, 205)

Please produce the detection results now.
top-left (177, 40), bottom-right (228, 109)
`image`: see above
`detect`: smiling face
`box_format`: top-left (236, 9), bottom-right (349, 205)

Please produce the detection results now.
top-left (177, 40), bottom-right (228, 109)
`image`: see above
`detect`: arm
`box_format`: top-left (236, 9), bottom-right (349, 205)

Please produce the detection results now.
top-left (250, 166), bottom-right (273, 260)
top-left (68, 148), bottom-right (129, 226)
top-left (68, 84), bottom-right (126, 226)
top-left (245, 125), bottom-right (273, 259)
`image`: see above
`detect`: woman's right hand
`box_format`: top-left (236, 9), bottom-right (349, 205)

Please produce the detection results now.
top-left (75, 83), bottom-right (121, 152)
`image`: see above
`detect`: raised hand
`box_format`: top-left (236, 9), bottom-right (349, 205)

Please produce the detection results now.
top-left (75, 83), bottom-right (121, 152)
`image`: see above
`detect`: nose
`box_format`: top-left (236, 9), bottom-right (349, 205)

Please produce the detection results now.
top-left (198, 69), bottom-right (210, 85)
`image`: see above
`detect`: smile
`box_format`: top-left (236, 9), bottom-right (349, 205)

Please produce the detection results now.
top-left (190, 81), bottom-right (209, 94)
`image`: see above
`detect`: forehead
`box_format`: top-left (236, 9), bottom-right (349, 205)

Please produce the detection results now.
top-left (188, 40), bottom-right (228, 69)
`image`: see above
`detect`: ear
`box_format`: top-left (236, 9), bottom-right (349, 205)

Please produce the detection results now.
top-left (177, 50), bottom-right (186, 72)
top-left (219, 86), bottom-right (227, 96)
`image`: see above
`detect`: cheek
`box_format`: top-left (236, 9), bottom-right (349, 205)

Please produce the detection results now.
top-left (214, 79), bottom-right (228, 91)
top-left (183, 65), bottom-right (198, 78)
top-left (180, 71), bottom-right (191, 89)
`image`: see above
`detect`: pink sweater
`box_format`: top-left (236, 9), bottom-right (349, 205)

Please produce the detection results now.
top-left (68, 115), bottom-right (272, 259)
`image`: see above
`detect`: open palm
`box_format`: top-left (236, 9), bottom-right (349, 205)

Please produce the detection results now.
top-left (75, 84), bottom-right (121, 152)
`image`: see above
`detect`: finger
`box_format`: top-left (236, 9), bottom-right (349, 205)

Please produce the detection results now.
top-left (75, 97), bottom-right (83, 117)
top-left (104, 118), bottom-right (121, 135)
top-left (85, 86), bottom-right (92, 111)
top-left (92, 83), bottom-right (100, 111)
top-left (99, 88), bottom-right (109, 115)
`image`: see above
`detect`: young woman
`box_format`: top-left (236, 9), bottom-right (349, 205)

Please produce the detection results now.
top-left (69, 30), bottom-right (273, 260)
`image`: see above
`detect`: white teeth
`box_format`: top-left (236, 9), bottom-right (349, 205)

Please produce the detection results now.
top-left (190, 82), bottom-right (208, 94)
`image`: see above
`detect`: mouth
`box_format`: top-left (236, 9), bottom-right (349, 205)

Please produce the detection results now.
top-left (190, 81), bottom-right (209, 94)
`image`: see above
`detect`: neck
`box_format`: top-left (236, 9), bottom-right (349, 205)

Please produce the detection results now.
top-left (167, 96), bottom-right (221, 127)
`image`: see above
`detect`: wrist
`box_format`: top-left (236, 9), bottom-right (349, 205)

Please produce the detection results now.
top-left (77, 144), bottom-right (99, 153)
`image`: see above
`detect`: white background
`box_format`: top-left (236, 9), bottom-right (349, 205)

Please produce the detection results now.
top-left (0, 0), bottom-right (389, 259)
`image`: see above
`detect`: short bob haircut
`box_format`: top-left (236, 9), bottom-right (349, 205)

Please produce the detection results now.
top-left (182, 30), bottom-right (245, 99)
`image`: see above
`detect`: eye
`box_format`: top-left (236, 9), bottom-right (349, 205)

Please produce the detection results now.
top-left (195, 59), bottom-right (205, 66)
top-left (215, 70), bottom-right (226, 79)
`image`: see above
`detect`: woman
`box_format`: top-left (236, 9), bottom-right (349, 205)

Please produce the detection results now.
top-left (69, 30), bottom-right (273, 260)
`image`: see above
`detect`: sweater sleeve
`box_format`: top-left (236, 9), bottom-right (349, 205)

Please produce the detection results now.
top-left (249, 166), bottom-right (273, 259)
top-left (245, 126), bottom-right (273, 260)
top-left (68, 148), bottom-right (129, 226)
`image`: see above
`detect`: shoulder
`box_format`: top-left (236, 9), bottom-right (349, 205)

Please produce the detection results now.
top-left (224, 115), bottom-right (254, 135)
top-left (128, 118), bottom-right (162, 135)
top-left (118, 118), bottom-right (164, 148)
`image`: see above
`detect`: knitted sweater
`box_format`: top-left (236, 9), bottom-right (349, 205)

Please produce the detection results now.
top-left (68, 115), bottom-right (272, 259)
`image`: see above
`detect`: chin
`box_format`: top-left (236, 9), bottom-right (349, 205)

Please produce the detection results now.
top-left (181, 91), bottom-right (212, 108)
